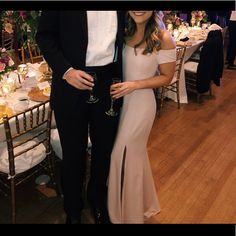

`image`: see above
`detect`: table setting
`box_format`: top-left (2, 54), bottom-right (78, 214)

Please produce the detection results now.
top-left (0, 61), bottom-right (52, 122)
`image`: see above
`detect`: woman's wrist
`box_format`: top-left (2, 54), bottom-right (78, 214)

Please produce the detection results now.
top-left (133, 80), bottom-right (141, 90)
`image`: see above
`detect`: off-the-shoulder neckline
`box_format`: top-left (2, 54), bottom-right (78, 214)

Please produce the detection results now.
top-left (125, 44), bottom-right (176, 51)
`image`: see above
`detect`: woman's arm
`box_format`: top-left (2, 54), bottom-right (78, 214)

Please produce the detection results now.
top-left (112, 30), bottom-right (176, 99)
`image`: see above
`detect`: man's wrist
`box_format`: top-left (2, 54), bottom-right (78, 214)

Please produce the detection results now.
top-left (63, 67), bottom-right (74, 80)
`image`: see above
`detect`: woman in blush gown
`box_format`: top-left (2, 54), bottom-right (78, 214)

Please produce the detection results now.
top-left (108, 11), bottom-right (176, 224)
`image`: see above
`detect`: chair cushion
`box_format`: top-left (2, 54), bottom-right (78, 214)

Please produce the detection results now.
top-left (0, 140), bottom-right (46, 175)
top-left (184, 61), bottom-right (199, 73)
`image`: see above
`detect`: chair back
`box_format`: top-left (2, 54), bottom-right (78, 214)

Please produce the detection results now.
top-left (16, 47), bottom-right (26, 65)
top-left (157, 45), bottom-right (187, 115)
top-left (2, 101), bottom-right (52, 177)
top-left (2, 31), bottom-right (14, 50)
top-left (175, 46), bottom-right (187, 81)
top-left (27, 42), bottom-right (44, 63)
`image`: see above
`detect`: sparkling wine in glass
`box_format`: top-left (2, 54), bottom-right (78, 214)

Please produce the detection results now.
top-left (105, 77), bottom-right (121, 117)
top-left (17, 64), bottom-right (28, 82)
top-left (86, 72), bottom-right (99, 104)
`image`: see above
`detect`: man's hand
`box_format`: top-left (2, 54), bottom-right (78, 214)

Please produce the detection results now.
top-left (64, 69), bottom-right (94, 90)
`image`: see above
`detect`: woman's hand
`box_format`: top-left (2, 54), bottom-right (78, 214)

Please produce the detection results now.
top-left (64, 69), bottom-right (94, 90)
top-left (111, 81), bottom-right (138, 99)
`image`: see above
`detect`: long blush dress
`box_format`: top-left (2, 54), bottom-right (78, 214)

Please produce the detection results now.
top-left (108, 45), bottom-right (176, 224)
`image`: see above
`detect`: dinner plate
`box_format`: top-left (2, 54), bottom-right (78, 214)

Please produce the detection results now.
top-left (28, 87), bottom-right (50, 102)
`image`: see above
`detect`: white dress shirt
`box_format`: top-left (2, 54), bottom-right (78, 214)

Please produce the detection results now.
top-left (86, 11), bottom-right (118, 66)
top-left (63, 11), bottom-right (118, 79)
top-left (230, 11), bottom-right (236, 21)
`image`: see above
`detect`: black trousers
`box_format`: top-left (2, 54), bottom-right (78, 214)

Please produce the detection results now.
top-left (226, 21), bottom-right (236, 65)
top-left (54, 63), bottom-right (121, 219)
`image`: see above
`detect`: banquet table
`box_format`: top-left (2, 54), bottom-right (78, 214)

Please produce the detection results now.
top-left (165, 24), bottom-right (224, 103)
top-left (0, 88), bottom-right (48, 141)
top-left (0, 62), bottom-right (54, 142)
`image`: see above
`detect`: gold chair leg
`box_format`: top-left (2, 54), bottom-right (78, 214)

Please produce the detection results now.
top-left (159, 87), bottom-right (165, 117)
top-left (176, 82), bottom-right (180, 109)
top-left (48, 151), bottom-right (60, 196)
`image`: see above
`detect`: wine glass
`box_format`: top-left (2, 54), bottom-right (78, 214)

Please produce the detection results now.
top-left (1, 77), bottom-right (12, 98)
top-left (17, 64), bottom-right (28, 82)
top-left (86, 72), bottom-right (99, 104)
top-left (105, 77), bottom-right (121, 117)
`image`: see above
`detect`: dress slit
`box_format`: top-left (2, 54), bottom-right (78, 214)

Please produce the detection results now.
top-left (120, 146), bottom-right (127, 203)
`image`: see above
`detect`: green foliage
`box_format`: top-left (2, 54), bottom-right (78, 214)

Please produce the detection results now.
top-left (1, 11), bottom-right (42, 48)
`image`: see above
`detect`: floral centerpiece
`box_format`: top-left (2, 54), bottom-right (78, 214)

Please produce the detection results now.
top-left (0, 48), bottom-right (15, 81)
top-left (163, 11), bottom-right (183, 30)
top-left (1, 11), bottom-right (42, 48)
top-left (191, 11), bottom-right (208, 27)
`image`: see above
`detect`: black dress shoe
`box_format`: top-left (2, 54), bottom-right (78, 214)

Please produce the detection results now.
top-left (93, 207), bottom-right (111, 224)
top-left (65, 215), bottom-right (81, 224)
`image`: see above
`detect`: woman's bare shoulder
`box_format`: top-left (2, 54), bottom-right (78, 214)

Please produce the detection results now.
top-left (159, 29), bottom-right (176, 50)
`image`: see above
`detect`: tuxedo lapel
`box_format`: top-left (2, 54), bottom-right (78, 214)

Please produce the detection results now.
top-left (79, 11), bottom-right (88, 49)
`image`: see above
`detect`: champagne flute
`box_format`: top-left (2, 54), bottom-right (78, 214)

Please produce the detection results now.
top-left (86, 72), bottom-right (99, 104)
top-left (17, 64), bottom-right (28, 82)
top-left (105, 77), bottom-right (121, 117)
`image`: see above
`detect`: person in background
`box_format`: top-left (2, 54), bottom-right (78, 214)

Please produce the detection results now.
top-left (108, 11), bottom-right (176, 223)
top-left (226, 11), bottom-right (236, 70)
top-left (36, 11), bottom-right (124, 224)
top-left (216, 11), bottom-right (227, 28)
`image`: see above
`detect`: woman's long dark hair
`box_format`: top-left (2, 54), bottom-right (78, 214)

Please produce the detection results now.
top-left (125, 11), bottom-right (165, 55)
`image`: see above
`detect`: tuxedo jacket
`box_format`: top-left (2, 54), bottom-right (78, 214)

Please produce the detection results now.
top-left (36, 11), bottom-right (125, 109)
top-left (196, 30), bottom-right (224, 93)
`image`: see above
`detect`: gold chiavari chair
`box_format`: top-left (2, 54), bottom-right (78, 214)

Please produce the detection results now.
top-left (184, 30), bottom-right (224, 103)
top-left (27, 42), bottom-right (44, 64)
top-left (1, 31), bottom-right (14, 50)
top-left (17, 46), bottom-right (26, 65)
top-left (0, 101), bottom-right (59, 224)
top-left (158, 45), bottom-right (186, 117)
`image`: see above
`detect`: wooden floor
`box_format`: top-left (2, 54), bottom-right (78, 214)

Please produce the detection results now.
top-left (147, 64), bottom-right (236, 224)
top-left (0, 64), bottom-right (235, 224)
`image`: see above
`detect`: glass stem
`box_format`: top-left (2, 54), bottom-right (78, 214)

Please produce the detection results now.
top-left (110, 98), bottom-right (114, 110)
top-left (90, 90), bottom-right (94, 98)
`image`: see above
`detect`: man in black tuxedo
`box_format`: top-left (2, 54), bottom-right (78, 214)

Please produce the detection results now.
top-left (36, 11), bottom-right (124, 224)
